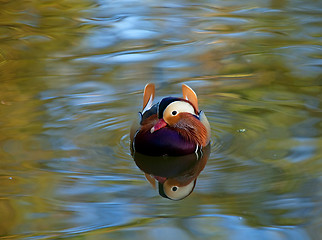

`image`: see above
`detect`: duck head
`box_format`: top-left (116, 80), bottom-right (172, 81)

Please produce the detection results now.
top-left (150, 86), bottom-right (210, 147)
top-left (151, 97), bottom-right (197, 132)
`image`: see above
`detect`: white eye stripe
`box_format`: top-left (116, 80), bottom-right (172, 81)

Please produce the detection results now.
top-left (163, 181), bottom-right (195, 200)
top-left (164, 101), bottom-right (195, 117)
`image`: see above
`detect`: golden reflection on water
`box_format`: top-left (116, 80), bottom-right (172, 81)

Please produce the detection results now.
top-left (0, 0), bottom-right (322, 239)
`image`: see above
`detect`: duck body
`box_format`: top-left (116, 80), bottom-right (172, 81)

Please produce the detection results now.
top-left (131, 84), bottom-right (211, 156)
top-left (134, 103), bottom-right (197, 156)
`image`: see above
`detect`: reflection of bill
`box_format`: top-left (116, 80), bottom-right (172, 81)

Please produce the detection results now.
top-left (133, 144), bottom-right (210, 200)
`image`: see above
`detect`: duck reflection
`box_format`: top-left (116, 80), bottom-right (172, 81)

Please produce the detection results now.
top-left (132, 144), bottom-right (210, 200)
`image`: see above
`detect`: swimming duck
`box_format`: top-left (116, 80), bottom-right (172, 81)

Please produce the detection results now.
top-left (130, 83), bottom-right (211, 156)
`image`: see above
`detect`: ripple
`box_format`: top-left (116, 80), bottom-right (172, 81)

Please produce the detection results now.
top-left (1, 0), bottom-right (322, 239)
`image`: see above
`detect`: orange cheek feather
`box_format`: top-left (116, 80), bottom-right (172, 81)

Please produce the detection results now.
top-left (175, 113), bottom-right (208, 147)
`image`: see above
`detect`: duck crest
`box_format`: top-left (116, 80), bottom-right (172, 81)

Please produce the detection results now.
top-left (131, 83), bottom-right (211, 156)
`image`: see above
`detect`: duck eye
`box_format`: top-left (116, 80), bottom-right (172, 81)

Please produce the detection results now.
top-left (171, 111), bottom-right (177, 116)
top-left (172, 186), bottom-right (178, 192)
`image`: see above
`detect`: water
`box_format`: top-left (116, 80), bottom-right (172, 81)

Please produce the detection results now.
top-left (0, 0), bottom-right (321, 239)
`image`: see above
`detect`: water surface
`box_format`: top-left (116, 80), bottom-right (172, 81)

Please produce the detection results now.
top-left (0, 0), bottom-right (321, 239)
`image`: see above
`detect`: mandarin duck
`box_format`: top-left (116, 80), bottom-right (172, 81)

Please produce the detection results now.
top-left (133, 144), bottom-right (210, 200)
top-left (130, 83), bottom-right (211, 156)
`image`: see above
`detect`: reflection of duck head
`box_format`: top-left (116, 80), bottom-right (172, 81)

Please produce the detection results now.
top-left (133, 144), bottom-right (210, 200)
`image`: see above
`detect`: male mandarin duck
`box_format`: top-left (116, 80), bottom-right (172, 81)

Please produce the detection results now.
top-left (130, 83), bottom-right (211, 156)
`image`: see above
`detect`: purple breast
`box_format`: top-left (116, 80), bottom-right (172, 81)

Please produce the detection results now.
top-left (134, 127), bottom-right (196, 156)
